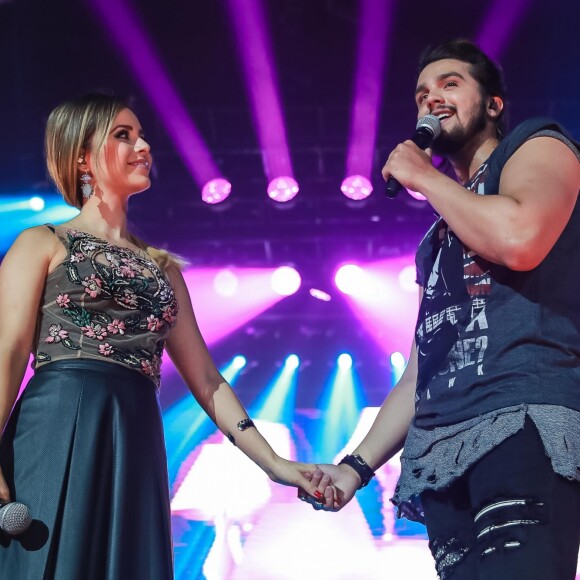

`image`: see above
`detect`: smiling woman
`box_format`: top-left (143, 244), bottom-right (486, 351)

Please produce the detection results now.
top-left (0, 93), bottom-right (326, 579)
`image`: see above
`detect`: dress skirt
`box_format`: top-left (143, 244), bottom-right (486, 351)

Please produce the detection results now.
top-left (0, 359), bottom-right (174, 580)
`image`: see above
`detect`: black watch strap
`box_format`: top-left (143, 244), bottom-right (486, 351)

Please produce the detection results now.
top-left (338, 454), bottom-right (375, 488)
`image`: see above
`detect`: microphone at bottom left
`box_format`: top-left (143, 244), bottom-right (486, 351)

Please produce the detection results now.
top-left (0, 501), bottom-right (32, 535)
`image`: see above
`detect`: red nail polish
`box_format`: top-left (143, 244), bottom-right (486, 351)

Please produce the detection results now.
top-left (314, 490), bottom-right (324, 500)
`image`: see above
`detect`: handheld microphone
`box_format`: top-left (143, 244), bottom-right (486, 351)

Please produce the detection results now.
top-left (385, 114), bottom-right (442, 199)
top-left (0, 501), bottom-right (32, 535)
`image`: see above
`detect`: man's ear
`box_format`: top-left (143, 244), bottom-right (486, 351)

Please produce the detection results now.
top-left (488, 96), bottom-right (504, 118)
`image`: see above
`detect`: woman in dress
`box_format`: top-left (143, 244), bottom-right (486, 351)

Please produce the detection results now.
top-left (0, 93), bottom-right (325, 579)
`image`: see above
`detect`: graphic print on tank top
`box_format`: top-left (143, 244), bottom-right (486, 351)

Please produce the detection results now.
top-left (415, 162), bottom-right (491, 407)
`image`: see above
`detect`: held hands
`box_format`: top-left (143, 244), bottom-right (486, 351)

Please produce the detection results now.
top-left (265, 456), bottom-right (328, 504)
top-left (298, 464), bottom-right (361, 512)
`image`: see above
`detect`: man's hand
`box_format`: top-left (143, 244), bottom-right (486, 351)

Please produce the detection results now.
top-left (382, 140), bottom-right (436, 195)
top-left (298, 465), bottom-right (361, 511)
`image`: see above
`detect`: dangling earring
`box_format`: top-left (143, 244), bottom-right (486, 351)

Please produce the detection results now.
top-left (80, 168), bottom-right (94, 199)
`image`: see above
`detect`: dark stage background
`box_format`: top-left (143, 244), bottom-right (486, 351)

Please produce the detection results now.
top-left (1, 0), bottom-right (579, 578)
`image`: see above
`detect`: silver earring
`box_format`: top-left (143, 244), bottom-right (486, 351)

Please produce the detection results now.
top-left (80, 169), bottom-right (93, 199)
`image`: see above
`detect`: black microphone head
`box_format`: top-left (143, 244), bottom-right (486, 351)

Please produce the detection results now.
top-left (0, 502), bottom-right (32, 535)
top-left (416, 115), bottom-right (442, 139)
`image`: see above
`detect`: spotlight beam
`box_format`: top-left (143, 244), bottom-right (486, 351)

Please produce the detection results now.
top-left (345, 0), bottom-right (395, 181)
top-left (225, 0), bottom-right (294, 181)
top-left (88, 0), bottom-right (223, 187)
top-left (475, 0), bottom-right (532, 60)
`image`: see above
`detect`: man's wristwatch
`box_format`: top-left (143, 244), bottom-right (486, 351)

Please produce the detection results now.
top-left (338, 453), bottom-right (375, 488)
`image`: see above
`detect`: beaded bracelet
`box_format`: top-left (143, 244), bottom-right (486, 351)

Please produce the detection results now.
top-left (338, 454), bottom-right (375, 488)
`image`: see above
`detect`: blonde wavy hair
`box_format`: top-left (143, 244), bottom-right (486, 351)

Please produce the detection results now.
top-left (45, 93), bottom-right (184, 271)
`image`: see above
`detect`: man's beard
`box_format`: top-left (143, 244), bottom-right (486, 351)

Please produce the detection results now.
top-left (432, 98), bottom-right (488, 157)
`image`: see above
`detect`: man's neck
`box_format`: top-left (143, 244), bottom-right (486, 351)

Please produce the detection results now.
top-left (448, 133), bottom-right (500, 185)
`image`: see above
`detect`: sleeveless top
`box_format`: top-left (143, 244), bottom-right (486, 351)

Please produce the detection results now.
top-left (413, 120), bottom-right (580, 426)
top-left (391, 120), bottom-right (580, 522)
top-left (34, 225), bottom-right (179, 387)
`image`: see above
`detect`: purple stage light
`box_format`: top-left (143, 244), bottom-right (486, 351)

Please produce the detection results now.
top-left (182, 267), bottom-right (289, 346)
top-left (202, 179), bottom-right (232, 205)
top-left (398, 265), bottom-right (418, 293)
top-left (405, 188), bottom-right (427, 201)
top-left (341, 175), bottom-right (373, 201)
top-left (213, 269), bottom-right (239, 297)
top-left (339, 256), bottom-right (419, 357)
top-left (271, 266), bottom-right (301, 296)
top-left (309, 288), bottom-right (332, 302)
top-left (225, 0), bottom-right (296, 191)
top-left (335, 264), bottom-right (367, 297)
top-left (88, 0), bottom-right (224, 188)
top-left (267, 177), bottom-right (299, 203)
top-left (344, 0), bottom-right (395, 186)
top-left (476, 0), bottom-right (531, 59)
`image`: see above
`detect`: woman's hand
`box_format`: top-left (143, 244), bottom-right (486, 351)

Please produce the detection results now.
top-left (265, 456), bottom-right (328, 504)
top-left (298, 465), bottom-right (360, 511)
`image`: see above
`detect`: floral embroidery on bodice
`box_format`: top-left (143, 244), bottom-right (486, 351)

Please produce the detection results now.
top-left (35, 225), bottom-right (178, 386)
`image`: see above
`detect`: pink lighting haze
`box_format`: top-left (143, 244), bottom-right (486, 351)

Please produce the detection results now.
top-left (398, 265), bottom-right (418, 292)
top-left (345, 0), bottom-right (394, 181)
top-left (214, 269), bottom-right (239, 297)
top-left (184, 267), bottom-right (289, 346)
top-left (309, 288), bottom-right (332, 302)
top-left (405, 188), bottom-right (427, 201)
top-left (202, 179), bottom-right (232, 204)
top-left (267, 177), bottom-right (299, 203)
top-left (225, 0), bottom-right (295, 183)
top-left (476, 0), bottom-right (532, 59)
top-left (88, 0), bottom-right (223, 187)
top-left (339, 257), bottom-right (419, 357)
top-left (271, 266), bottom-right (301, 296)
top-left (335, 264), bottom-right (367, 296)
top-left (341, 175), bottom-right (373, 201)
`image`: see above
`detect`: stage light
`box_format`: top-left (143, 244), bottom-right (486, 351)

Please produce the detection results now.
top-left (232, 355), bottom-right (247, 370)
top-left (405, 188), bottom-right (427, 201)
top-left (390, 352), bottom-right (406, 369)
top-left (344, 0), bottom-right (393, 192)
top-left (334, 264), bottom-right (367, 296)
top-left (390, 351), bottom-right (407, 385)
top-left (309, 288), bottom-right (332, 302)
top-left (88, 0), bottom-right (224, 190)
top-left (398, 265), bottom-right (417, 292)
top-left (337, 353), bottom-right (353, 370)
top-left (340, 175), bottom-right (373, 201)
top-left (214, 269), bottom-right (239, 297)
top-left (225, 0), bottom-right (295, 198)
top-left (285, 354), bottom-right (300, 369)
top-left (29, 196), bottom-right (45, 211)
top-left (271, 266), bottom-right (301, 296)
top-left (202, 178), bottom-right (232, 204)
top-left (251, 363), bottom-right (299, 426)
top-left (267, 177), bottom-right (299, 203)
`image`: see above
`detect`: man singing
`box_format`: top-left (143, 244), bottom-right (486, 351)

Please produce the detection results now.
top-left (303, 39), bottom-right (580, 580)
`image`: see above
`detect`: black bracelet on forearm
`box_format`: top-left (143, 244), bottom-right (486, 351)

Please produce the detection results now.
top-left (226, 418), bottom-right (256, 445)
top-left (338, 454), bottom-right (375, 488)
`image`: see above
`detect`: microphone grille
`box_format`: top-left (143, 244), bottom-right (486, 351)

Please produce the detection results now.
top-left (0, 502), bottom-right (32, 535)
top-left (416, 114), bottom-right (441, 139)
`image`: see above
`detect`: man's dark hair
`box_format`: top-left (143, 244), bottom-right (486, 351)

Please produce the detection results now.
top-left (417, 39), bottom-right (507, 139)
